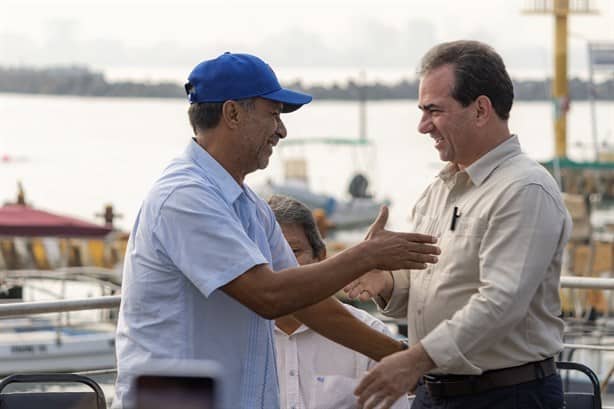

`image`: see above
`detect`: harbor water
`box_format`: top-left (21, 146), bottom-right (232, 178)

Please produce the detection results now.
top-left (0, 94), bottom-right (613, 232)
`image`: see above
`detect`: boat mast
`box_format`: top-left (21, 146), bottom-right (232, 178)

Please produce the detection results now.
top-left (358, 70), bottom-right (367, 142)
top-left (523, 0), bottom-right (597, 158)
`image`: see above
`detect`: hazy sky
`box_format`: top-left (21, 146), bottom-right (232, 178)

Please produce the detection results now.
top-left (1, 0), bottom-right (613, 84)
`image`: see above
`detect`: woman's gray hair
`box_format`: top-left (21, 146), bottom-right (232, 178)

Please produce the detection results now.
top-left (268, 194), bottom-right (326, 259)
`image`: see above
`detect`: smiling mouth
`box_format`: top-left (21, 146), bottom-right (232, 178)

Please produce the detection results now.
top-left (265, 141), bottom-right (276, 155)
top-left (432, 135), bottom-right (444, 145)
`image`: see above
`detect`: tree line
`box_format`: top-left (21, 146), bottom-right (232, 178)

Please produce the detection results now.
top-left (1, 65), bottom-right (613, 101)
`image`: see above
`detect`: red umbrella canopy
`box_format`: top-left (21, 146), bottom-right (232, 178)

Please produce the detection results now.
top-left (0, 204), bottom-right (112, 238)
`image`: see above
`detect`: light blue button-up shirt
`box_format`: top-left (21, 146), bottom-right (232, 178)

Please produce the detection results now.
top-left (113, 140), bottom-right (297, 409)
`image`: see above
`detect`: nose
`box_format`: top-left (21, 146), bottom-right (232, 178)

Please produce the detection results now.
top-left (276, 117), bottom-right (287, 139)
top-left (418, 112), bottom-right (433, 134)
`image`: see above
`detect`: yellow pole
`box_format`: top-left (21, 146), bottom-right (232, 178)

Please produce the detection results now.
top-left (553, 0), bottom-right (569, 158)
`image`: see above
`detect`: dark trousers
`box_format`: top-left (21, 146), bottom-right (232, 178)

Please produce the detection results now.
top-left (412, 374), bottom-right (564, 409)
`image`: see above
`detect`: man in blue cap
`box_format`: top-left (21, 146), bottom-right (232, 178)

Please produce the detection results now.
top-left (113, 52), bottom-right (440, 409)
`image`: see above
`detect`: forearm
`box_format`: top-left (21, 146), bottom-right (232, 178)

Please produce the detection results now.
top-left (293, 297), bottom-right (404, 361)
top-left (268, 242), bottom-right (377, 317)
top-left (222, 228), bottom-right (437, 319)
top-left (408, 341), bottom-right (436, 374)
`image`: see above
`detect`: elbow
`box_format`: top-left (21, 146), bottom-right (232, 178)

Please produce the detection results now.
top-left (257, 303), bottom-right (280, 320)
top-left (251, 289), bottom-right (288, 320)
top-left (223, 265), bottom-right (295, 319)
top-left (260, 309), bottom-right (283, 320)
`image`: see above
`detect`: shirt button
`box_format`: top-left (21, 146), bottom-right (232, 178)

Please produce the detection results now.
top-left (417, 309), bottom-right (422, 315)
top-left (289, 370), bottom-right (296, 376)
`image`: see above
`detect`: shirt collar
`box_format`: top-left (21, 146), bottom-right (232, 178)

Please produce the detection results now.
top-left (185, 139), bottom-right (243, 204)
top-left (437, 135), bottom-right (521, 187)
top-left (438, 162), bottom-right (461, 183)
top-left (274, 323), bottom-right (310, 337)
top-left (242, 183), bottom-right (260, 205)
top-left (465, 135), bottom-right (521, 186)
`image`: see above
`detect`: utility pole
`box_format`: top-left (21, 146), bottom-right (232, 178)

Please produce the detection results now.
top-left (523, 0), bottom-right (597, 158)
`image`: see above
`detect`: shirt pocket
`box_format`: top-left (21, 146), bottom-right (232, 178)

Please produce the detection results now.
top-left (438, 215), bottom-right (487, 282)
top-left (451, 215), bottom-right (487, 237)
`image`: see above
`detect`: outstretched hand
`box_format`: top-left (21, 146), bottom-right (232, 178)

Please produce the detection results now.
top-left (362, 206), bottom-right (440, 272)
top-left (365, 205), bottom-right (390, 241)
top-left (355, 343), bottom-right (435, 409)
top-left (344, 270), bottom-right (391, 301)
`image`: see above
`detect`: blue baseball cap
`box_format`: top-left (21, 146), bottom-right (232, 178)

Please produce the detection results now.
top-left (185, 52), bottom-right (312, 113)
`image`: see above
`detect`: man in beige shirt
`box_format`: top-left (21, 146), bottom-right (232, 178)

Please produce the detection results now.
top-left (348, 41), bottom-right (572, 409)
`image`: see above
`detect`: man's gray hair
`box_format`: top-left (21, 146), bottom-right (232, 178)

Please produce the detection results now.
top-left (187, 98), bottom-right (255, 134)
top-left (268, 194), bottom-right (326, 259)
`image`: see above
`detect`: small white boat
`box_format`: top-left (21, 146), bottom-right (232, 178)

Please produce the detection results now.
top-left (0, 317), bottom-right (116, 375)
top-left (260, 85), bottom-right (389, 231)
top-left (259, 177), bottom-right (387, 230)
top-left (0, 269), bottom-right (118, 375)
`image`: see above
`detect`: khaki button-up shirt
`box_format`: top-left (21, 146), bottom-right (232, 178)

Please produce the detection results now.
top-left (379, 136), bottom-right (571, 374)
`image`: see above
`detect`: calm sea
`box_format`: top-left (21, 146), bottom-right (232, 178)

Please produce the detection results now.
top-left (0, 93), bottom-right (613, 233)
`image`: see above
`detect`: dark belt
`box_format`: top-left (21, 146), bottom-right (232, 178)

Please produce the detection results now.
top-left (424, 357), bottom-right (556, 398)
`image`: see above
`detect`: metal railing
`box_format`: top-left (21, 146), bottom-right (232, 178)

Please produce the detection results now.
top-left (0, 276), bottom-right (609, 318)
top-left (561, 276), bottom-right (614, 290)
top-left (0, 295), bottom-right (120, 317)
top-left (1, 275), bottom-right (614, 407)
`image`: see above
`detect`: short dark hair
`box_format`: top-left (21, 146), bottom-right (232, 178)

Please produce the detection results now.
top-left (187, 98), bottom-right (256, 134)
top-left (419, 40), bottom-right (514, 120)
top-left (268, 194), bottom-right (326, 259)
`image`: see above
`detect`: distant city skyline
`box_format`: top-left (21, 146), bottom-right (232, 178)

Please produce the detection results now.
top-left (1, 0), bottom-right (613, 84)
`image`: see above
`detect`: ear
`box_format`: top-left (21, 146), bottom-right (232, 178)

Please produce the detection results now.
top-left (474, 95), bottom-right (493, 127)
top-left (221, 100), bottom-right (243, 129)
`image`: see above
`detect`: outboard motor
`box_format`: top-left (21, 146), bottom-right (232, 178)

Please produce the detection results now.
top-left (348, 173), bottom-right (372, 199)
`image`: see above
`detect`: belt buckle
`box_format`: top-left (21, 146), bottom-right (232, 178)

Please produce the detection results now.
top-left (424, 374), bottom-right (479, 398)
top-left (423, 375), bottom-right (444, 398)
top-left (423, 374), bottom-right (440, 383)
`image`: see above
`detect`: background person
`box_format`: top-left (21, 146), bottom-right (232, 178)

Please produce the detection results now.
top-left (269, 194), bottom-right (410, 409)
top-left (347, 41), bottom-right (571, 409)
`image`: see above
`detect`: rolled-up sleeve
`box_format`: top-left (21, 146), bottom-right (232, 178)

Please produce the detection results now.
top-left (375, 270), bottom-right (411, 318)
top-left (421, 184), bottom-right (567, 373)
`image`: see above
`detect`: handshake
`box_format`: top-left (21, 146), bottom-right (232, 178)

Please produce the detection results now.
top-left (344, 206), bottom-right (440, 302)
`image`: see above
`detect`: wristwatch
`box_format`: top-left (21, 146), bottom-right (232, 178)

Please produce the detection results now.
top-left (399, 340), bottom-right (409, 351)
